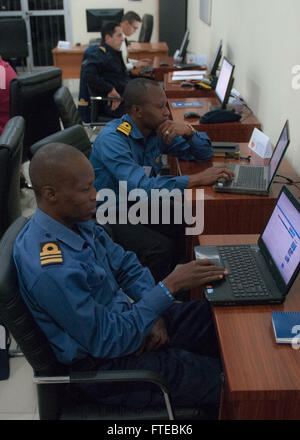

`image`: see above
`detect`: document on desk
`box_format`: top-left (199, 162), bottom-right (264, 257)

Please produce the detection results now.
top-left (171, 70), bottom-right (207, 81)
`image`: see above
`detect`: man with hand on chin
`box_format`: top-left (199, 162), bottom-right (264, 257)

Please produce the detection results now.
top-left (90, 78), bottom-right (234, 283)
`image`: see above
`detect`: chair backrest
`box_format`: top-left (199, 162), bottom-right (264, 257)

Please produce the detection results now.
top-left (0, 217), bottom-right (65, 377)
top-left (138, 14), bottom-right (153, 42)
top-left (0, 18), bottom-right (28, 59)
top-left (54, 86), bottom-right (83, 129)
top-left (0, 116), bottom-right (24, 235)
top-left (10, 67), bottom-right (62, 162)
top-left (30, 125), bottom-right (92, 159)
top-left (0, 149), bottom-right (10, 238)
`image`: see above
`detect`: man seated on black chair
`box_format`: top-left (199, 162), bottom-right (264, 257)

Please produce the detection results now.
top-left (13, 143), bottom-right (226, 418)
top-left (78, 21), bottom-right (130, 123)
top-left (90, 77), bottom-right (234, 284)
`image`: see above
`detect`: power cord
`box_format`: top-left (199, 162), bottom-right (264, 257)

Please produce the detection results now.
top-left (274, 174), bottom-right (300, 191)
top-left (229, 93), bottom-right (253, 122)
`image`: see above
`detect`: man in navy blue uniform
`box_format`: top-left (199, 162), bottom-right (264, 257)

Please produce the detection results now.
top-left (14, 143), bottom-right (227, 417)
top-left (90, 77), bottom-right (234, 282)
top-left (78, 22), bottom-right (129, 122)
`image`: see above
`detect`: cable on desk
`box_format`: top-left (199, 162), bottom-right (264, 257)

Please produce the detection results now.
top-left (274, 174), bottom-right (300, 192)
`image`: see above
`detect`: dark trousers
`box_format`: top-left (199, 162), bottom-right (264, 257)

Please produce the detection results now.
top-left (109, 200), bottom-right (187, 283)
top-left (73, 300), bottom-right (222, 414)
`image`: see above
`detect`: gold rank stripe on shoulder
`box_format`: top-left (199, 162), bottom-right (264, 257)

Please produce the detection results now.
top-left (117, 122), bottom-right (132, 136)
top-left (99, 46), bottom-right (106, 53)
top-left (40, 242), bottom-right (63, 267)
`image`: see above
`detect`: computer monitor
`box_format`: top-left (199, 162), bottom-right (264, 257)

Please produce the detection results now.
top-left (177, 29), bottom-right (190, 62)
top-left (214, 57), bottom-right (235, 109)
top-left (209, 40), bottom-right (222, 76)
top-left (86, 8), bottom-right (124, 33)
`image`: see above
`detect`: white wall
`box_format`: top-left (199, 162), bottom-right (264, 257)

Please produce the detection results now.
top-left (70, 0), bottom-right (158, 45)
top-left (187, 0), bottom-right (300, 174)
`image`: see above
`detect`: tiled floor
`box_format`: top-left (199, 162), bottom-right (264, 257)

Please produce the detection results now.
top-left (0, 76), bottom-right (81, 420)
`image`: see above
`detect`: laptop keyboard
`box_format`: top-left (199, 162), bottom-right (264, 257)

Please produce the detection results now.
top-left (140, 65), bottom-right (153, 74)
top-left (218, 245), bottom-right (270, 298)
top-left (233, 166), bottom-right (265, 188)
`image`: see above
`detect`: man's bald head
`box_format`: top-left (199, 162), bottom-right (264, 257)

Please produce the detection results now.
top-left (29, 143), bottom-right (87, 200)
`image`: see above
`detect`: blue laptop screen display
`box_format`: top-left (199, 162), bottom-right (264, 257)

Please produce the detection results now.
top-left (262, 191), bottom-right (300, 284)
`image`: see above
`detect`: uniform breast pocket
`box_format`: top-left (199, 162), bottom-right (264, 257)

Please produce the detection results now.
top-left (86, 264), bottom-right (106, 289)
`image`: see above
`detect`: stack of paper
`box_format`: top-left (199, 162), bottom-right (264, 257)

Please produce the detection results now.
top-left (171, 70), bottom-right (207, 81)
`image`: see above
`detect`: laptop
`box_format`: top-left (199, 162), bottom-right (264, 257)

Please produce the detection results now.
top-left (194, 186), bottom-right (300, 305)
top-left (213, 120), bottom-right (290, 195)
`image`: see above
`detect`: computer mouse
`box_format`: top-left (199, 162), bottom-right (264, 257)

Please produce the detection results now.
top-left (184, 111), bottom-right (200, 119)
top-left (200, 109), bottom-right (241, 124)
top-left (180, 81), bottom-right (194, 87)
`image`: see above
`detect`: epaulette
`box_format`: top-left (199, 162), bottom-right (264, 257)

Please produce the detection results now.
top-left (40, 242), bottom-right (63, 267)
top-left (78, 98), bottom-right (89, 107)
top-left (117, 122), bottom-right (132, 136)
top-left (99, 46), bottom-right (107, 53)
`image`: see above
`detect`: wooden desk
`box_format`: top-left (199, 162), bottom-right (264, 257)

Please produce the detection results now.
top-left (127, 42), bottom-right (168, 61)
top-left (152, 57), bottom-right (205, 82)
top-left (199, 234), bottom-right (300, 420)
top-left (164, 72), bottom-right (212, 98)
top-left (178, 143), bottom-right (300, 236)
top-left (52, 45), bottom-right (87, 79)
top-left (168, 97), bottom-right (262, 142)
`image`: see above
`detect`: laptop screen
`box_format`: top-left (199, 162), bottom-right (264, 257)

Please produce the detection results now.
top-left (215, 58), bottom-right (234, 104)
top-left (268, 120), bottom-right (290, 185)
top-left (261, 190), bottom-right (300, 285)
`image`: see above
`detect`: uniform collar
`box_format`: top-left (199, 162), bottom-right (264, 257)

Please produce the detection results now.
top-left (33, 208), bottom-right (95, 252)
top-left (121, 114), bottom-right (157, 141)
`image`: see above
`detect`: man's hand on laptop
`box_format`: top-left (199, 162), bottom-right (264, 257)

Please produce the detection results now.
top-left (163, 259), bottom-right (228, 294)
top-left (187, 166), bottom-right (234, 188)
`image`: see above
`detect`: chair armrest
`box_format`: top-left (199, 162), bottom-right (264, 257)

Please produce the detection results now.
top-left (34, 369), bottom-right (174, 419)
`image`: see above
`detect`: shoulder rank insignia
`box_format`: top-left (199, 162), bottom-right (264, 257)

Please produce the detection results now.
top-left (99, 46), bottom-right (106, 53)
top-left (40, 242), bottom-right (63, 267)
top-left (117, 122), bottom-right (132, 136)
top-left (155, 155), bottom-right (162, 164)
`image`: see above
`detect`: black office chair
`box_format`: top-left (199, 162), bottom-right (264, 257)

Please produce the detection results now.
top-left (53, 86), bottom-right (109, 131)
top-left (0, 217), bottom-right (203, 420)
top-left (0, 116), bottom-right (24, 238)
top-left (0, 18), bottom-right (29, 71)
top-left (10, 67), bottom-right (62, 163)
top-left (138, 14), bottom-right (154, 42)
top-left (30, 125), bottom-right (92, 159)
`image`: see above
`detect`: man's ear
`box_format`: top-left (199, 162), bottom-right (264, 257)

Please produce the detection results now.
top-left (132, 104), bottom-right (143, 118)
top-left (41, 185), bottom-right (58, 202)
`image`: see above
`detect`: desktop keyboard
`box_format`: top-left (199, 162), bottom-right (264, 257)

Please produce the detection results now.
top-left (233, 166), bottom-right (265, 188)
top-left (218, 245), bottom-right (270, 298)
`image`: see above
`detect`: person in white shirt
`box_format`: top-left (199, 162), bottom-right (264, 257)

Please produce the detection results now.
top-left (120, 11), bottom-right (152, 71)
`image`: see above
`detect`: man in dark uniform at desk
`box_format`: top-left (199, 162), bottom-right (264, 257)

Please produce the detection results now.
top-left (78, 22), bottom-right (129, 122)
top-left (13, 143), bottom-right (226, 417)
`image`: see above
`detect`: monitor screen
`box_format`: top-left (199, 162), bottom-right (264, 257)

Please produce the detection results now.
top-left (269, 120), bottom-right (290, 185)
top-left (86, 8), bottom-right (124, 33)
top-left (215, 57), bottom-right (235, 107)
top-left (262, 188), bottom-right (300, 285)
top-left (177, 29), bottom-right (189, 60)
top-left (209, 40), bottom-right (222, 76)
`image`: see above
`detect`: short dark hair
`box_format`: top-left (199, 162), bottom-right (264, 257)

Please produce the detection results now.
top-left (101, 22), bottom-right (120, 41)
top-left (123, 78), bottom-right (161, 111)
top-left (121, 11), bottom-right (141, 24)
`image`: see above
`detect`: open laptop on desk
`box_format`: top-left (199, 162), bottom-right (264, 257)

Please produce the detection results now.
top-left (213, 120), bottom-right (290, 195)
top-left (195, 185), bottom-right (300, 306)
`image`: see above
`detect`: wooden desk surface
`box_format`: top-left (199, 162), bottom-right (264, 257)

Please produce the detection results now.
top-left (128, 42), bottom-right (168, 61)
top-left (164, 72), bottom-right (213, 98)
top-left (168, 96), bottom-right (261, 142)
top-left (52, 45), bottom-right (87, 79)
top-left (199, 234), bottom-right (300, 420)
top-left (152, 58), bottom-right (205, 82)
top-left (178, 143), bottom-right (300, 235)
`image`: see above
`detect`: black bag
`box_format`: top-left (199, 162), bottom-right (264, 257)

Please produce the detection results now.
top-left (0, 323), bottom-right (11, 380)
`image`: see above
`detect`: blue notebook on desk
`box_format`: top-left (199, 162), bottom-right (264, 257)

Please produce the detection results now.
top-left (271, 311), bottom-right (300, 343)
